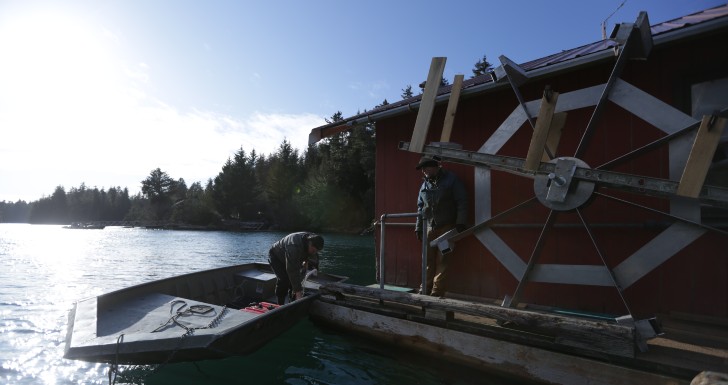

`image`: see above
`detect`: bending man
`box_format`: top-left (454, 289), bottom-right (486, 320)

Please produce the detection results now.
top-left (268, 232), bottom-right (324, 305)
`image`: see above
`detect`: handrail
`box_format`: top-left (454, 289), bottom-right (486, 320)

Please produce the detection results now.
top-left (378, 213), bottom-right (424, 292)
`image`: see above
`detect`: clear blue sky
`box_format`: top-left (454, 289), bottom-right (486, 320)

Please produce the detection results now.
top-left (0, 0), bottom-right (723, 202)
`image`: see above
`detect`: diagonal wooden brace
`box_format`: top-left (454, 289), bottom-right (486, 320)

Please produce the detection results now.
top-left (677, 114), bottom-right (727, 198)
top-left (524, 89), bottom-right (560, 172)
top-left (409, 57), bottom-right (447, 153)
top-left (440, 74), bottom-right (464, 142)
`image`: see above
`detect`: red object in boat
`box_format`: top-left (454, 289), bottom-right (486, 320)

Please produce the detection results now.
top-left (242, 302), bottom-right (280, 314)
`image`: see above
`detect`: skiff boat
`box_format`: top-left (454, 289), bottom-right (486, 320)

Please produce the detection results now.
top-left (63, 262), bottom-right (346, 364)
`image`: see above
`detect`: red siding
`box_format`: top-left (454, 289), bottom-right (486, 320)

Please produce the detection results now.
top-left (374, 29), bottom-right (728, 318)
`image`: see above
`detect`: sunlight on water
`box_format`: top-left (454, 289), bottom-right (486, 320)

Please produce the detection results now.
top-left (0, 224), bottom-right (508, 385)
top-left (0, 225), bottom-right (329, 385)
top-left (0, 225), bottom-right (108, 385)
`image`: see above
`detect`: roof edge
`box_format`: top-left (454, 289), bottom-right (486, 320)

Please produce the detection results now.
top-left (308, 5), bottom-right (728, 144)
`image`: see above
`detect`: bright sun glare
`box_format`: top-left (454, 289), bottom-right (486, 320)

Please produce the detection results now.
top-left (0, 5), bottom-right (321, 202)
top-left (1, 10), bottom-right (121, 109)
top-left (0, 9), bottom-right (128, 166)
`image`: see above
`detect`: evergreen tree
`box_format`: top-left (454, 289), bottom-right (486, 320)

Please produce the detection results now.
top-left (171, 181), bottom-right (219, 225)
top-left (297, 110), bottom-right (375, 231)
top-left (472, 54), bottom-right (493, 78)
top-left (50, 186), bottom-right (68, 223)
top-left (175, 178), bottom-right (188, 203)
top-left (264, 140), bottom-right (306, 228)
top-left (401, 85), bottom-right (414, 99)
top-left (212, 148), bottom-right (262, 219)
top-left (141, 168), bottom-right (178, 220)
top-left (0, 200), bottom-right (30, 223)
top-left (418, 77), bottom-right (449, 92)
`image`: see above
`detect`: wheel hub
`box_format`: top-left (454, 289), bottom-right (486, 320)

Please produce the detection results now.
top-left (533, 157), bottom-right (595, 211)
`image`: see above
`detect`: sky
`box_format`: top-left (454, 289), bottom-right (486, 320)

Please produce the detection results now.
top-left (0, 0), bottom-right (724, 202)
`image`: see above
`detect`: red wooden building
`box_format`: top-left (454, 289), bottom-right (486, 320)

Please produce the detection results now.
top-left (310, 5), bottom-right (728, 321)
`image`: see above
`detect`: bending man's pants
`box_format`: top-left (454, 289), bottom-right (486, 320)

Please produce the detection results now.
top-left (268, 250), bottom-right (291, 305)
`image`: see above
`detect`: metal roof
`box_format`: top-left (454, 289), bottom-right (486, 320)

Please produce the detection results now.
top-left (308, 3), bottom-right (728, 144)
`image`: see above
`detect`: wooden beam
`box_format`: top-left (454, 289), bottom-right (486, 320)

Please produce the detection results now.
top-left (440, 74), bottom-right (464, 142)
top-left (320, 282), bottom-right (635, 357)
top-left (524, 90), bottom-right (559, 171)
top-left (309, 123), bottom-right (349, 145)
top-left (542, 112), bottom-right (567, 162)
top-left (677, 115), bottom-right (727, 198)
top-left (409, 57), bottom-right (446, 153)
top-left (310, 301), bottom-right (680, 385)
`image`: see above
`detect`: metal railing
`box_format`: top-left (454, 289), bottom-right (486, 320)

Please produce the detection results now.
top-left (378, 212), bottom-right (427, 293)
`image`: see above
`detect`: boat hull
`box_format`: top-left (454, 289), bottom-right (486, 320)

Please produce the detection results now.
top-left (64, 263), bottom-right (345, 364)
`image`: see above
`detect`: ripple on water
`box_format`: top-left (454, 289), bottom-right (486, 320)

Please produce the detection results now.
top-left (1, 226), bottom-right (509, 385)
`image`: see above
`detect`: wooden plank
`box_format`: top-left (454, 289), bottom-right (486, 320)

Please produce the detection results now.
top-left (366, 283), bottom-right (414, 292)
top-left (524, 90), bottom-right (559, 171)
top-left (440, 74), bottom-right (464, 142)
top-left (541, 111), bottom-right (567, 161)
top-left (321, 282), bottom-right (635, 357)
top-left (409, 57), bottom-right (446, 153)
top-left (677, 115), bottom-right (727, 198)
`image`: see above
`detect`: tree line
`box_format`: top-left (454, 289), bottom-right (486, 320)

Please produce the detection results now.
top-left (0, 112), bottom-right (376, 232)
top-left (0, 56), bottom-right (492, 232)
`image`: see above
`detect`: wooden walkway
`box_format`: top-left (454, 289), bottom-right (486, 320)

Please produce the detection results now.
top-left (313, 282), bottom-right (728, 385)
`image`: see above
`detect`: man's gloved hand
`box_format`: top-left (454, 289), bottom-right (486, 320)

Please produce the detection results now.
top-left (456, 224), bottom-right (466, 233)
top-left (416, 230), bottom-right (422, 241)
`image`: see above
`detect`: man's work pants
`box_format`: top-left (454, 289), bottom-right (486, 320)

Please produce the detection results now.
top-left (420, 223), bottom-right (455, 297)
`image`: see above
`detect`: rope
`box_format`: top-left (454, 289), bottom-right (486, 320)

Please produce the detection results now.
top-left (108, 300), bottom-right (228, 385)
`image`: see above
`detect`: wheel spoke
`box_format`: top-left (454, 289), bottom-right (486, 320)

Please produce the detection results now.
top-left (450, 197), bottom-right (539, 243)
top-left (505, 209), bottom-right (558, 308)
top-left (574, 27), bottom-right (636, 159)
top-left (594, 191), bottom-right (728, 236)
top-left (575, 208), bottom-right (634, 315)
top-left (596, 122), bottom-right (699, 170)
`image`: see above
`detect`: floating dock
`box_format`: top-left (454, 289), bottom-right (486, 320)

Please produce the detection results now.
top-left (311, 283), bottom-right (728, 385)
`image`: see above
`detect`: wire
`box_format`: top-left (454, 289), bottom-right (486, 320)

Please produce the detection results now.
top-left (602, 0), bottom-right (628, 39)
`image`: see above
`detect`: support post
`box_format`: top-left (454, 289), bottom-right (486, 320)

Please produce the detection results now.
top-left (420, 214), bottom-right (429, 295)
top-left (379, 214), bottom-right (387, 290)
top-left (440, 74), bottom-right (464, 142)
top-left (410, 57), bottom-right (447, 153)
top-left (677, 114), bottom-right (727, 198)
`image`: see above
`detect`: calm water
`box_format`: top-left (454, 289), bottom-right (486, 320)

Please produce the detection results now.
top-left (0, 224), bottom-right (514, 385)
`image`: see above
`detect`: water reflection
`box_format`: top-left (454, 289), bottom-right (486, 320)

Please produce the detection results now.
top-left (0, 225), bottom-right (503, 385)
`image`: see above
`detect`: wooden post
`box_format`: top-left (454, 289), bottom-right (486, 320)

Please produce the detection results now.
top-left (524, 89), bottom-right (559, 171)
top-left (409, 57), bottom-right (446, 153)
top-left (677, 115), bottom-right (726, 198)
top-left (440, 74), bottom-right (464, 142)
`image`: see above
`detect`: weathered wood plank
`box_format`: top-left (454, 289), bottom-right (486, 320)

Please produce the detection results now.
top-left (310, 301), bottom-right (683, 385)
top-left (410, 57), bottom-right (447, 153)
top-left (440, 74), bottom-right (464, 142)
top-left (321, 282), bottom-right (635, 357)
top-left (677, 115), bottom-right (727, 198)
top-left (542, 111), bottom-right (567, 161)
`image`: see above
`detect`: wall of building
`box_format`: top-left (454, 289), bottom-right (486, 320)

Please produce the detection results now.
top-left (374, 28), bottom-right (728, 318)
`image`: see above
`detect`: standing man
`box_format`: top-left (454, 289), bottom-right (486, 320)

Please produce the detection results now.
top-left (415, 155), bottom-right (468, 297)
top-left (268, 232), bottom-right (324, 305)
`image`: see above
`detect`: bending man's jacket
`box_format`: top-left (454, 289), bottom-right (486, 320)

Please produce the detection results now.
top-left (269, 231), bottom-right (314, 292)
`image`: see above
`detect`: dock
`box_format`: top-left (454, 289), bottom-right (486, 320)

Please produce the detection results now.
top-left (312, 283), bottom-right (728, 385)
